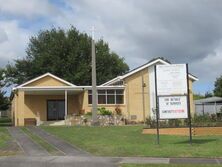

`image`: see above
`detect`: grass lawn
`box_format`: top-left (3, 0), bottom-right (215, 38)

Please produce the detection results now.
top-left (42, 126), bottom-right (222, 157)
top-left (0, 117), bottom-right (12, 126)
top-left (0, 127), bottom-right (17, 156)
top-left (122, 165), bottom-right (222, 167)
top-left (0, 127), bottom-right (11, 148)
top-left (21, 127), bottom-right (62, 155)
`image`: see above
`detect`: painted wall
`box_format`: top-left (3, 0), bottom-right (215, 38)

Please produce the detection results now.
top-left (14, 93), bottom-right (79, 126)
top-left (124, 68), bottom-right (150, 122)
top-left (25, 76), bottom-right (69, 87)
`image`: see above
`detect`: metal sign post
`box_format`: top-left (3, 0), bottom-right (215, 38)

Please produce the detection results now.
top-left (154, 65), bottom-right (160, 145)
top-left (186, 64), bottom-right (192, 145)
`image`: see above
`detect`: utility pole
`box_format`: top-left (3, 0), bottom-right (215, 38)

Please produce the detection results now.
top-left (91, 26), bottom-right (98, 125)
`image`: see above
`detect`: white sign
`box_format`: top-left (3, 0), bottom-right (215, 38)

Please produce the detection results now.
top-left (159, 96), bottom-right (188, 119)
top-left (156, 64), bottom-right (187, 95)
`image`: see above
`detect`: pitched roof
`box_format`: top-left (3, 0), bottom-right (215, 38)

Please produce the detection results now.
top-left (15, 72), bottom-right (76, 89)
top-left (195, 96), bottom-right (222, 104)
top-left (101, 58), bottom-right (198, 86)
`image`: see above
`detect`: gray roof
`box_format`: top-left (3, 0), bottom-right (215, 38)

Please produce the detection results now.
top-left (195, 96), bottom-right (222, 104)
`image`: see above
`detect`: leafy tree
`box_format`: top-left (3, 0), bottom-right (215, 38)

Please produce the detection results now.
top-left (214, 76), bottom-right (222, 97)
top-left (204, 91), bottom-right (213, 98)
top-left (193, 93), bottom-right (205, 100)
top-left (5, 27), bottom-right (129, 86)
top-left (0, 69), bottom-right (9, 110)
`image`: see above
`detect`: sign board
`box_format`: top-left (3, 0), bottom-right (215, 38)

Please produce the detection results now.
top-left (158, 96), bottom-right (188, 119)
top-left (156, 64), bottom-right (187, 95)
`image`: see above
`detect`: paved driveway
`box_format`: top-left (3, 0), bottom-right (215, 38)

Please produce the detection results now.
top-left (28, 126), bottom-right (90, 156)
top-left (7, 127), bottom-right (48, 156)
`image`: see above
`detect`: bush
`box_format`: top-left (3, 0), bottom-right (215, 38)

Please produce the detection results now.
top-left (115, 106), bottom-right (122, 115)
top-left (85, 112), bottom-right (92, 116)
top-left (145, 117), bottom-right (156, 128)
top-left (192, 114), bottom-right (212, 123)
top-left (168, 119), bottom-right (182, 127)
top-left (192, 113), bottom-right (222, 127)
top-left (98, 107), bottom-right (112, 116)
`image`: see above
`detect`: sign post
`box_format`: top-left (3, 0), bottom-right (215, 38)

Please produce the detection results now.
top-left (186, 64), bottom-right (192, 145)
top-left (154, 65), bottom-right (160, 145)
top-left (155, 64), bottom-right (192, 144)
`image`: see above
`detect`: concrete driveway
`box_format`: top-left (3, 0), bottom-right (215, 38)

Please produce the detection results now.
top-left (7, 127), bottom-right (48, 156)
top-left (8, 127), bottom-right (89, 156)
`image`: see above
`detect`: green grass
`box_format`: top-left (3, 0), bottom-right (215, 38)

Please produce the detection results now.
top-left (0, 127), bottom-right (11, 148)
top-left (0, 117), bottom-right (12, 126)
top-left (0, 127), bottom-right (17, 156)
top-left (42, 126), bottom-right (222, 157)
top-left (21, 127), bottom-right (62, 155)
top-left (122, 165), bottom-right (222, 167)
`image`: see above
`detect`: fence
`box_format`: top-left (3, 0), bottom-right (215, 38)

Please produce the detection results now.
top-left (0, 110), bottom-right (10, 117)
top-left (195, 103), bottom-right (222, 115)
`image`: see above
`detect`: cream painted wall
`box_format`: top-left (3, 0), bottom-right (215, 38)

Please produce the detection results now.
top-left (25, 76), bottom-right (69, 87)
top-left (14, 93), bottom-right (79, 126)
top-left (124, 68), bottom-right (150, 122)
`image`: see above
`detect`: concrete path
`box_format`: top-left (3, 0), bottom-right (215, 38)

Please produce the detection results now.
top-left (28, 126), bottom-right (90, 156)
top-left (7, 127), bottom-right (48, 156)
top-left (0, 156), bottom-right (118, 167)
top-left (0, 156), bottom-right (221, 167)
top-left (119, 157), bottom-right (222, 165)
top-left (170, 157), bottom-right (222, 164)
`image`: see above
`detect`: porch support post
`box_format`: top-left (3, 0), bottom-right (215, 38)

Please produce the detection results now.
top-left (65, 90), bottom-right (68, 119)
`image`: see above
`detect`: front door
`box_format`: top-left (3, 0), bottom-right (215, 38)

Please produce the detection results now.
top-left (47, 100), bottom-right (65, 120)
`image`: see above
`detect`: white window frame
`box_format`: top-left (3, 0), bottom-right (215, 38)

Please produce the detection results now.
top-left (88, 89), bottom-right (124, 105)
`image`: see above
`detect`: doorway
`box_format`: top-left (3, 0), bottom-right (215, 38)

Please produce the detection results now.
top-left (47, 100), bottom-right (65, 120)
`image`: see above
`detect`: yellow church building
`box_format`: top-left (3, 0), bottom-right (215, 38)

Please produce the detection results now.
top-left (11, 58), bottom-right (198, 126)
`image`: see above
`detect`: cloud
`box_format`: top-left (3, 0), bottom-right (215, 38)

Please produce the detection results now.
top-left (58, 0), bottom-right (222, 93)
top-left (61, 1), bottom-right (222, 64)
top-left (0, 20), bottom-right (31, 67)
top-left (1, 0), bottom-right (222, 93)
top-left (0, 28), bottom-right (8, 43)
top-left (0, 0), bottom-right (59, 19)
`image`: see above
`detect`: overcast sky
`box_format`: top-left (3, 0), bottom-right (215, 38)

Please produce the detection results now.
top-left (0, 0), bottom-right (222, 94)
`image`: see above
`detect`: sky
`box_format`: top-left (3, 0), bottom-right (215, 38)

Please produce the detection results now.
top-left (0, 0), bottom-right (222, 94)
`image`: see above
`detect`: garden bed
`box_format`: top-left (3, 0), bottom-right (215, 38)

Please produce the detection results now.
top-left (143, 126), bottom-right (222, 136)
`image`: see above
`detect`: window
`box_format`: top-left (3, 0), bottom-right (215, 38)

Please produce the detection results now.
top-left (88, 89), bottom-right (124, 105)
top-left (98, 90), bottom-right (106, 104)
top-left (107, 90), bottom-right (115, 104)
top-left (116, 90), bottom-right (124, 104)
top-left (88, 90), bottom-right (92, 104)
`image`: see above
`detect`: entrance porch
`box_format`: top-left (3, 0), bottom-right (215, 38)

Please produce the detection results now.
top-left (13, 88), bottom-right (86, 126)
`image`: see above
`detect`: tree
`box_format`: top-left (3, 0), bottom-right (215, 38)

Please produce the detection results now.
top-left (214, 76), bottom-right (222, 97)
top-left (193, 93), bottom-right (205, 100)
top-left (0, 69), bottom-right (9, 110)
top-left (205, 91), bottom-right (213, 98)
top-left (5, 27), bottom-right (129, 86)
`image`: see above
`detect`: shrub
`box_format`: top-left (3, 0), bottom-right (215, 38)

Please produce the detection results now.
top-left (115, 106), bottom-right (122, 115)
top-left (85, 112), bottom-right (92, 116)
top-left (98, 107), bottom-right (112, 116)
top-left (192, 113), bottom-right (212, 123)
top-left (145, 117), bottom-right (156, 128)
